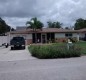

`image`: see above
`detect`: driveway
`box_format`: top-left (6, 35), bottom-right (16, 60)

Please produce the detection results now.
top-left (0, 46), bottom-right (35, 61)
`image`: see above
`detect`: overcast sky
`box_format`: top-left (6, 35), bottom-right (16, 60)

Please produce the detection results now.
top-left (0, 0), bottom-right (86, 28)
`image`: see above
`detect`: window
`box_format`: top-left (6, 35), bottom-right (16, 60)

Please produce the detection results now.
top-left (65, 33), bottom-right (72, 37)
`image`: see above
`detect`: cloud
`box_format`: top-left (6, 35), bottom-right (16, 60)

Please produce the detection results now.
top-left (0, 0), bottom-right (86, 28)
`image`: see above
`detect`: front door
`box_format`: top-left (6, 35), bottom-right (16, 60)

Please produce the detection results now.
top-left (42, 35), bottom-right (46, 43)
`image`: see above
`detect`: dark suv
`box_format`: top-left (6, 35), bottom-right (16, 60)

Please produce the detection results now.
top-left (10, 37), bottom-right (25, 50)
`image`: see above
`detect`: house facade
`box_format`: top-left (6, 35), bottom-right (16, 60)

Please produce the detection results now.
top-left (7, 28), bottom-right (84, 45)
top-left (78, 28), bottom-right (86, 39)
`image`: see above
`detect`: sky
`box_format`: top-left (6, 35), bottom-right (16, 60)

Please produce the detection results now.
top-left (0, 0), bottom-right (86, 28)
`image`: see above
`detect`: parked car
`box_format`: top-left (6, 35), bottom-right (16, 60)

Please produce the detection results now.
top-left (10, 37), bottom-right (25, 50)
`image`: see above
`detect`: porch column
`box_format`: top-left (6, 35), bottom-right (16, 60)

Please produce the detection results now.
top-left (77, 33), bottom-right (79, 41)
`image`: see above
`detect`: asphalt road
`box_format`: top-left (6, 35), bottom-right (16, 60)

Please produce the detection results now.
top-left (0, 47), bottom-right (86, 80)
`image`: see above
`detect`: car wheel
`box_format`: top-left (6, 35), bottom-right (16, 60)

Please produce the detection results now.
top-left (11, 47), bottom-right (14, 50)
top-left (22, 46), bottom-right (25, 49)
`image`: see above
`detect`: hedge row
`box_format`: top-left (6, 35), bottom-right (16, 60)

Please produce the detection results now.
top-left (28, 44), bottom-right (82, 59)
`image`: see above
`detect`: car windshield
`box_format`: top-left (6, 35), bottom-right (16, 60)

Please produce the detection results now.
top-left (13, 37), bottom-right (24, 41)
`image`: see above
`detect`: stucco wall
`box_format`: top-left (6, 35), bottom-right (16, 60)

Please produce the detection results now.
top-left (25, 34), bottom-right (32, 39)
top-left (55, 33), bottom-right (78, 38)
top-left (55, 33), bottom-right (65, 38)
top-left (0, 36), bottom-right (9, 45)
top-left (72, 33), bottom-right (78, 37)
top-left (10, 34), bottom-right (32, 40)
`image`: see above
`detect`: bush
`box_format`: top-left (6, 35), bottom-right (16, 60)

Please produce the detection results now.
top-left (28, 44), bottom-right (81, 59)
top-left (70, 38), bottom-right (78, 43)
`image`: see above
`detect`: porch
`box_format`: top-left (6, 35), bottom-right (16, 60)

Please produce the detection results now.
top-left (32, 33), bottom-right (55, 43)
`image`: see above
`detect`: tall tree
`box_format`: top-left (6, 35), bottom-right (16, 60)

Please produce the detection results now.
top-left (26, 17), bottom-right (44, 31)
top-left (47, 21), bottom-right (62, 28)
top-left (26, 17), bottom-right (44, 43)
top-left (0, 17), bottom-right (11, 35)
top-left (74, 18), bottom-right (86, 30)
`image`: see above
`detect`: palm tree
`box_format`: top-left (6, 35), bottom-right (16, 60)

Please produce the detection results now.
top-left (26, 17), bottom-right (43, 30)
top-left (26, 17), bottom-right (44, 43)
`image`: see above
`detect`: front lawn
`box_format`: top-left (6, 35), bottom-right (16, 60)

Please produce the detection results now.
top-left (75, 41), bottom-right (86, 54)
top-left (53, 42), bottom-right (86, 55)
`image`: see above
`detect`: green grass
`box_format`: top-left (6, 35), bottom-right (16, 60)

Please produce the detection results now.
top-left (52, 42), bottom-right (66, 46)
top-left (53, 41), bottom-right (86, 55)
top-left (75, 41), bottom-right (86, 54)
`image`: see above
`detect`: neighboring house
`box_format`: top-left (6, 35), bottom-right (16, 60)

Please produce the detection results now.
top-left (7, 28), bottom-right (83, 45)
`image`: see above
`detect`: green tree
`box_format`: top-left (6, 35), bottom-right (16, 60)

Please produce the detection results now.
top-left (26, 17), bottom-right (44, 31)
top-left (47, 21), bottom-right (62, 28)
top-left (0, 18), bottom-right (11, 35)
top-left (74, 18), bottom-right (86, 30)
top-left (26, 17), bottom-right (44, 43)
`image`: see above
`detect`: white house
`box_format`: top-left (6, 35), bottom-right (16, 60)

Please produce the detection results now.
top-left (6, 28), bottom-right (86, 45)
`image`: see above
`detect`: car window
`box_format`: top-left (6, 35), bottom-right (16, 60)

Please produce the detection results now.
top-left (13, 37), bottom-right (24, 41)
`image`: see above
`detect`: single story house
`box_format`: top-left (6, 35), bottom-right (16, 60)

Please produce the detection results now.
top-left (6, 28), bottom-right (86, 45)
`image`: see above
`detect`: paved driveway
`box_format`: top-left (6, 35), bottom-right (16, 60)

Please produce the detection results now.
top-left (0, 46), bottom-right (35, 61)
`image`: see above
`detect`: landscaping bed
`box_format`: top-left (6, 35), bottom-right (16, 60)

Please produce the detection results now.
top-left (28, 43), bottom-right (82, 59)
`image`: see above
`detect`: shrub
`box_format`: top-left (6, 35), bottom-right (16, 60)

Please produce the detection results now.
top-left (62, 39), bottom-right (67, 43)
top-left (28, 44), bottom-right (82, 59)
top-left (70, 38), bottom-right (78, 43)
